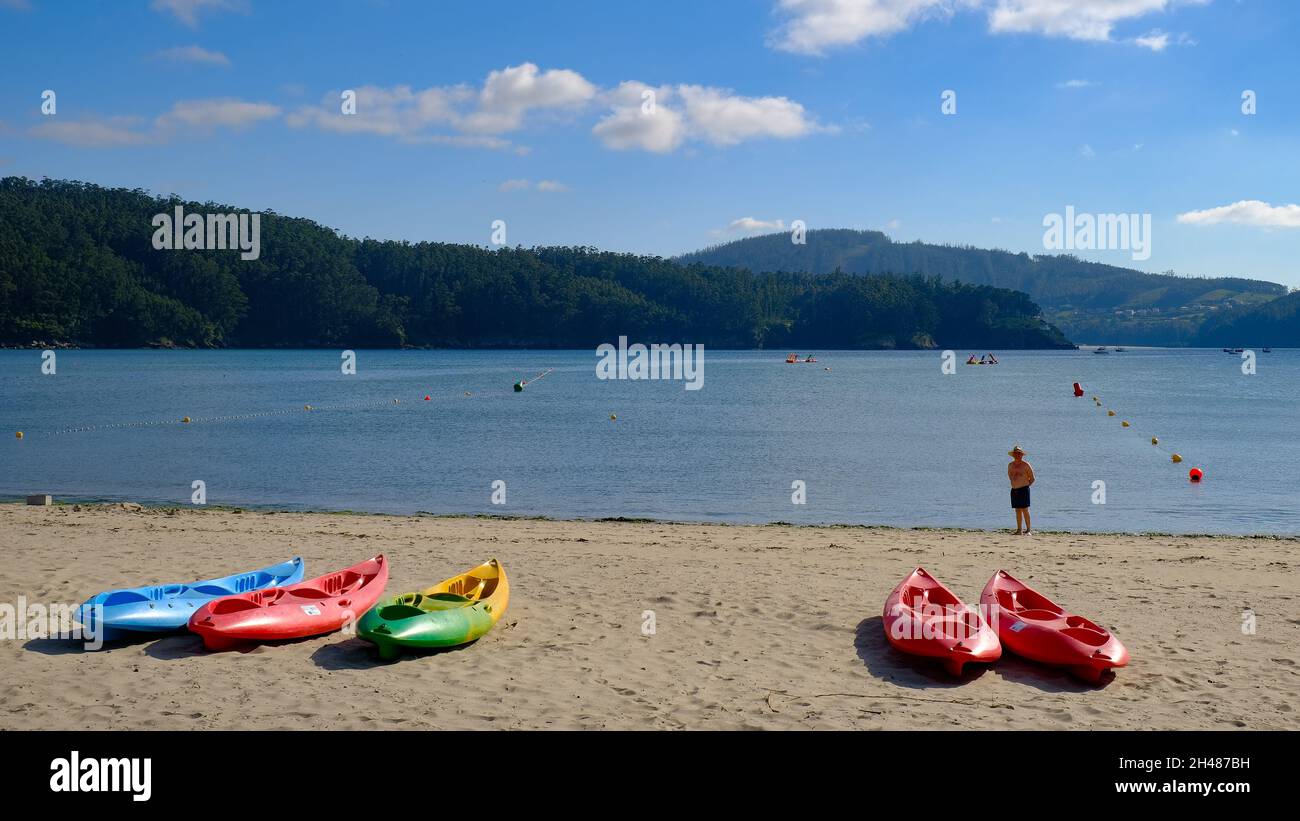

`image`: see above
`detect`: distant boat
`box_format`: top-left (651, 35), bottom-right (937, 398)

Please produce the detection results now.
top-left (1114, 347), bottom-right (1127, 352)
top-left (1263, 347), bottom-right (1272, 353)
top-left (1093, 346), bottom-right (1110, 355)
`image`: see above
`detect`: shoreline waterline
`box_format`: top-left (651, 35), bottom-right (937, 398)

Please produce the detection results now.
top-left (4, 500), bottom-right (1296, 541)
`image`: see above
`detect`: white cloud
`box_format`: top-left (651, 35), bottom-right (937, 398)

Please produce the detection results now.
top-left (28, 98), bottom-right (278, 147)
top-left (286, 85), bottom-right (468, 139)
top-left (1079, 143), bottom-right (1095, 158)
top-left (771, 0), bottom-right (959, 55)
top-left (991, 0), bottom-right (1153, 41)
top-left (592, 82), bottom-right (687, 153)
top-left (287, 64), bottom-right (598, 149)
top-left (498, 179), bottom-right (571, 193)
top-left (1133, 28), bottom-right (1170, 50)
top-left (886, 218), bottom-right (902, 229)
top-left (726, 217), bottom-right (788, 234)
top-left (458, 63), bottom-right (596, 134)
top-left (593, 82), bottom-right (822, 152)
top-left (1176, 200), bottom-right (1300, 229)
top-left (1229, 128), bottom-right (1239, 137)
top-left (678, 85), bottom-right (821, 145)
top-left (28, 117), bottom-right (154, 148)
top-left (153, 45), bottom-right (231, 66)
top-left (155, 98), bottom-right (280, 130)
top-left (151, 0), bottom-right (245, 28)
top-left (770, 0), bottom-right (1208, 52)
top-left (1056, 79), bottom-right (1097, 89)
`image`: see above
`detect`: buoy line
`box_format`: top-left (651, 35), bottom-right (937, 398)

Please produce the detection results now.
top-left (1077, 383), bottom-right (1204, 482)
top-left (513, 367), bottom-right (554, 393)
top-left (14, 390), bottom-right (487, 439)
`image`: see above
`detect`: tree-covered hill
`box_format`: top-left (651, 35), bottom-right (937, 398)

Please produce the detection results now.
top-left (1191, 291), bottom-right (1300, 347)
top-left (678, 229), bottom-right (1288, 345)
top-left (0, 178), bottom-right (1073, 350)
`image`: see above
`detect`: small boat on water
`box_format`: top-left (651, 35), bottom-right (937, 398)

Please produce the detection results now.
top-left (1263, 347), bottom-right (1272, 353)
top-left (1114, 347), bottom-right (1127, 352)
top-left (1093, 346), bottom-right (1110, 355)
top-left (785, 353), bottom-right (818, 363)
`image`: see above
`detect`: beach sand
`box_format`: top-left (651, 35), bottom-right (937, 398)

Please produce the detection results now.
top-left (1, 502), bottom-right (1296, 730)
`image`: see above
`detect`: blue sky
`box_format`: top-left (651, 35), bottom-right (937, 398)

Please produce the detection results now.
top-left (2, 0), bottom-right (1298, 286)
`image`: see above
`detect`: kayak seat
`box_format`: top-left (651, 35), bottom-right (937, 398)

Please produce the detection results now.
top-left (100, 590), bottom-right (152, 606)
top-left (318, 571), bottom-right (365, 597)
top-left (905, 584), bottom-right (959, 610)
top-left (1000, 589), bottom-right (1063, 615)
top-left (1062, 627), bottom-right (1110, 647)
top-left (210, 596), bottom-right (264, 615)
top-left (289, 586), bottom-right (333, 600)
top-left (190, 584), bottom-right (237, 597)
top-left (376, 603), bottom-right (426, 621)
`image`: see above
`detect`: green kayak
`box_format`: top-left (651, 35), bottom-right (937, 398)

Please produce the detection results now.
top-left (357, 559), bottom-right (508, 659)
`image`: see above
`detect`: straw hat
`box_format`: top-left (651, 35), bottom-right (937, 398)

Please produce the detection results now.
top-left (1008, 445), bottom-right (1026, 457)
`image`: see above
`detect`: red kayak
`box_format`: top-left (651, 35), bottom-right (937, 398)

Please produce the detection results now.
top-left (189, 555), bottom-right (388, 651)
top-left (981, 570), bottom-right (1129, 682)
top-left (883, 568), bottom-right (1001, 675)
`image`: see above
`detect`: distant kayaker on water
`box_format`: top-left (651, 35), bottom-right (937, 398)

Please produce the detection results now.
top-left (1007, 445), bottom-right (1034, 535)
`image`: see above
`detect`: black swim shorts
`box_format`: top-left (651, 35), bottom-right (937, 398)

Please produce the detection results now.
top-left (1011, 486), bottom-right (1031, 509)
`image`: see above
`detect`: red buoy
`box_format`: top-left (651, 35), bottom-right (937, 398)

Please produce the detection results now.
top-left (1189, 468), bottom-right (1204, 483)
top-left (1072, 382), bottom-right (1084, 397)
top-left (423, 395), bottom-right (431, 401)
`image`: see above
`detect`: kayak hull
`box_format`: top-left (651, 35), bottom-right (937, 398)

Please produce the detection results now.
top-left (188, 555), bottom-right (387, 650)
top-left (75, 557), bottom-right (305, 643)
top-left (883, 568), bottom-right (1000, 676)
top-left (981, 570), bottom-right (1129, 682)
top-left (358, 559), bottom-right (508, 659)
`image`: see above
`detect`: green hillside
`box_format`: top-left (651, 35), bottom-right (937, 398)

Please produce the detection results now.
top-left (678, 229), bottom-right (1287, 345)
top-left (0, 178), bottom-right (1072, 350)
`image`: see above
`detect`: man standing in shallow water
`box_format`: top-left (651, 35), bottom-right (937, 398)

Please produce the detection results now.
top-left (1008, 445), bottom-right (1035, 535)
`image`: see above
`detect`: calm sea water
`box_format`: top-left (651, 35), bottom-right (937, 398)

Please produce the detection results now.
top-left (1, 348), bottom-right (1296, 535)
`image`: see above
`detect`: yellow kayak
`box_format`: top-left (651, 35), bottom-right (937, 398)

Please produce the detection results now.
top-left (357, 559), bottom-right (509, 659)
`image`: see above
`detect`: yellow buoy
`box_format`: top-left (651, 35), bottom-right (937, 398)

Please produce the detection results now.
top-left (1171, 453), bottom-right (1183, 463)
top-left (1121, 420), bottom-right (1130, 427)
top-left (181, 417), bottom-right (191, 424)
top-left (1151, 437), bottom-right (1159, 445)
top-left (15, 431), bottom-right (23, 439)
top-left (610, 413), bottom-right (617, 421)
top-left (1107, 410), bottom-right (1116, 417)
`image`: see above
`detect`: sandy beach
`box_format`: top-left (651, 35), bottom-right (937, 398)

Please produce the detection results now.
top-left (1, 502), bottom-right (1296, 730)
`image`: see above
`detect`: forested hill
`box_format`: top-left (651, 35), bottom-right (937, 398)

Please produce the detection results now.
top-left (1192, 291), bottom-right (1300, 347)
top-left (678, 229), bottom-right (1289, 345)
top-left (0, 178), bottom-right (1073, 350)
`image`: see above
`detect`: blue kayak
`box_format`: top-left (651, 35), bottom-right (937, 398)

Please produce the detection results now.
top-left (76, 557), bottom-right (304, 642)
